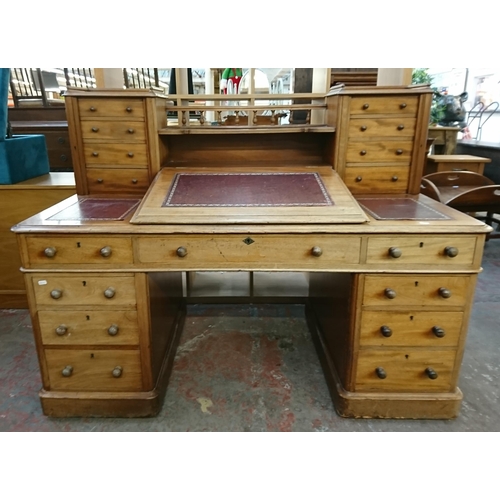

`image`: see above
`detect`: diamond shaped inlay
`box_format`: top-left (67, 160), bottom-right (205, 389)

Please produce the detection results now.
top-left (243, 237), bottom-right (255, 245)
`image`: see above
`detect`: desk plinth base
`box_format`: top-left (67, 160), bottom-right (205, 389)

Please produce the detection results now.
top-left (307, 307), bottom-right (463, 420)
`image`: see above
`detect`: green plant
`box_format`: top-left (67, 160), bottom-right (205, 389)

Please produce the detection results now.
top-left (412, 68), bottom-right (445, 125)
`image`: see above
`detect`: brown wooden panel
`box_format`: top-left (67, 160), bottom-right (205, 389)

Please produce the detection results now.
top-left (348, 117), bottom-right (416, 138)
top-left (344, 167), bottom-right (409, 194)
top-left (86, 168), bottom-right (149, 195)
top-left (350, 96), bottom-right (418, 115)
top-left (78, 98), bottom-right (145, 119)
top-left (81, 120), bottom-right (146, 141)
top-left (45, 349), bottom-right (142, 391)
top-left (346, 140), bottom-right (413, 163)
top-left (83, 143), bottom-right (148, 165)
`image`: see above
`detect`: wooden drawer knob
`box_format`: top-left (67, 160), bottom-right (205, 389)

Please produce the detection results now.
top-left (438, 287), bottom-right (452, 298)
top-left (92, 151), bottom-right (99, 157)
top-left (355, 176), bottom-right (363, 182)
top-left (60, 155), bottom-right (68, 162)
top-left (89, 106), bottom-right (96, 112)
top-left (432, 326), bottom-right (446, 338)
top-left (360, 125), bottom-right (367, 131)
top-left (126, 107), bottom-right (132, 112)
top-left (127, 152), bottom-right (134, 158)
top-left (91, 127), bottom-right (99, 133)
top-left (397, 124), bottom-right (404, 130)
top-left (112, 366), bottom-right (123, 378)
top-left (425, 367), bottom-right (438, 379)
top-left (444, 246), bottom-right (459, 258)
top-left (104, 286), bottom-right (116, 299)
top-left (384, 288), bottom-right (397, 299)
top-left (360, 150), bottom-right (367, 156)
top-left (375, 367), bottom-right (387, 379)
top-left (395, 149), bottom-right (403, 155)
top-left (108, 324), bottom-right (119, 336)
top-left (97, 178), bottom-right (103, 183)
top-left (311, 246), bottom-right (323, 257)
top-left (400, 103), bottom-right (407, 109)
top-left (131, 179), bottom-right (138, 184)
top-left (176, 247), bottom-right (188, 258)
top-left (388, 247), bottom-right (402, 258)
top-left (55, 325), bottom-right (68, 336)
top-left (100, 246), bottom-right (112, 258)
top-left (380, 325), bottom-right (392, 337)
top-left (362, 103), bottom-right (369, 110)
top-left (127, 128), bottom-right (135, 134)
top-left (57, 136), bottom-right (66, 144)
top-left (44, 247), bottom-right (57, 258)
top-left (62, 365), bottom-right (73, 377)
top-left (50, 289), bottom-right (63, 300)
top-left (391, 176), bottom-right (398, 182)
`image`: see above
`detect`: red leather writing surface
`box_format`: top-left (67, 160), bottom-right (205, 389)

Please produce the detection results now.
top-left (48, 198), bottom-right (140, 221)
top-left (357, 198), bottom-right (451, 220)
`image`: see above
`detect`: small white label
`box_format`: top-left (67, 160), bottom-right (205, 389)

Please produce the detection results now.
top-left (38, 280), bottom-right (48, 286)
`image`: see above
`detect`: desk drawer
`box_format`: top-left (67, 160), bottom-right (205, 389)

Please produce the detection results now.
top-left (78, 99), bottom-right (145, 119)
top-left (345, 167), bottom-right (409, 194)
top-left (366, 236), bottom-right (477, 266)
top-left (359, 310), bottom-right (463, 347)
top-left (362, 275), bottom-right (471, 307)
top-left (86, 168), bottom-right (150, 195)
top-left (346, 141), bottom-right (413, 163)
top-left (84, 143), bottom-right (148, 166)
top-left (45, 348), bottom-right (142, 391)
top-left (81, 120), bottom-right (146, 141)
top-left (350, 96), bottom-right (418, 115)
top-left (136, 235), bottom-right (361, 269)
top-left (348, 117), bottom-right (416, 138)
top-left (31, 275), bottom-right (137, 307)
top-left (39, 310), bottom-right (140, 346)
top-left (354, 349), bottom-right (456, 392)
top-left (26, 236), bottom-right (133, 266)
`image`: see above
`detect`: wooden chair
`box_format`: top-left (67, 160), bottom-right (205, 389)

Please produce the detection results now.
top-left (421, 171), bottom-right (500, 239)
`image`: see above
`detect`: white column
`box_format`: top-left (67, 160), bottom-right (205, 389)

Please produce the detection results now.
top-left (377, 69), bottom-right (413, 86)
top-left (94, 68), bottom-right (124, 88)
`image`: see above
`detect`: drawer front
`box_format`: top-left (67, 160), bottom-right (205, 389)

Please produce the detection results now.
top-left (345, 167), bottom-right (409, 194)
top-left (346, 141), bottom-right (413, 163)
top-left (43, 132), bottom-right (72, 150)
top-left (81, 120), bottom-right (146, 141)
top-left (84, 143), bottom-right (148, 165)
top-left (359, 310), bottom-right (463, 347)
top-left (86, 168), bottom-right (150, 195)
top-left (27, 236), bottom-right (133, 266)
top-left (31, 275), bottom-right (137, 307)
top-left (362, 275), bottom-right (471, 307)
top-left (355, 349), bottom-right (456, 392)
top-left (348, 117), bottom-right (416, 138)
top-left (39, 310), bottom-right (140, 346)
top-left (136, 235), bottom-right (362, 269)
top-left (45, 348), bottom-right (142, 391)
top-left (350, 96), bottom-right (419, 115)
top-left (366, 236), bottom-right (477, 266)
top-left (78, 99), bottom-right (145, 119)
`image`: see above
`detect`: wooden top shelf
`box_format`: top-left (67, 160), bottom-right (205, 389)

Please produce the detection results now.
top-left (158, 125), bottom-right (336, 135)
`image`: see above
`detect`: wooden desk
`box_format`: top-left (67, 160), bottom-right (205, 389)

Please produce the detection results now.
top-left (428, 126), bottom-right (461, 155)
top-left (425, 155), bottom-right (492, 176)
top-left (13, 193), bottom-right (489, 419)
top-left (0, 173), bottom-right (75, 308)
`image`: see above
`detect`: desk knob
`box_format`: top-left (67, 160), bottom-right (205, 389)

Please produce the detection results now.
top-left (108, 324), bottom-right (119, 336)
top-left (391, 176), bottom-right (399, 182)
top-left (92, 151), bottom-right (99, 157)
top-left (112, 366), bottom-right (123, 378)
top-left (438, 287), bottom-right (452, 299)
top-left (91, 127), bottom-right (99, 133)
top-left (395, 149), bottom-right (403, 155)
top-left (97, 178), bottom-right (103, 183)
top-left (127, 152), bottom-right (134, 158)
top-left (127, 128), bottom-right (135, 134)
top-left (100, 246), bottom-right (112, 258)
top-left (131, 179), bottom-right (138, 184)
top-left (432, 326), bottom-right (446, 338)
top-left (50, 289), bottom-right (63, 300)
top-left (444, 246), bottom-right (459, 258)
top-left (400, 103), bottom-right (407, 109)
top-left (397, 124), bottom-right (405, 130)
top-left (104, 287), bottom-right (115, 299)
top-left (311, 246), bottom-right (323, 257)
top-left (388, 247), bottom-right (402, 258)
top-left (176, 247), bottom-right (188, 258)
top-left (44, 247), bottom-right (57, 258)
top-left (362, 103), bottom-right (370, 110)
top-left (375, 367), bottom-right (387, 379)
top-left (355, 176), bottom-right (363, 182)
top-left (384, 288), bottom-right (397, 299)
top-left (126, 107), bottom-right (132, 113)
top-left (62, 365), bottom-right (73, 377)
top-left (360, 150), bottom-right (367, 156)
top-left (89, 106), bottom-right (96, 112)
top-left (425, 367), bottom-right (438, 379)
top-left (380, 325), bottom-right (393, 337)
top-left (56, 325), bottom-right (68, 336)
top-left (360, 125), bottom-right (367, 131)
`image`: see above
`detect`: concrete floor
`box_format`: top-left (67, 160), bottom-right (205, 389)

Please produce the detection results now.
top-left (1, 239), bottom-right (499, 432)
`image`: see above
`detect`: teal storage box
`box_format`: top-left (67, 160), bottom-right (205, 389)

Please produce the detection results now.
top-left (0, 134), bottom-right (50, 184)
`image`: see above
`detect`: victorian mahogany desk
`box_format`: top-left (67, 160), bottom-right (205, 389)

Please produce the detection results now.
top-left (12, 86), bottom-right (492, 419)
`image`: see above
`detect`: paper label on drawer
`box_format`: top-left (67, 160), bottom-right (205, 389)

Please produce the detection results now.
top-left (37, 280), bottom-right (48, 286)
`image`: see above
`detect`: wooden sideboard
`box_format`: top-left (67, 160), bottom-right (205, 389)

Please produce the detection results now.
top-left (12, 86), bottom-right (491, 419)
top-left (0, 173), bottom-right (75, 308)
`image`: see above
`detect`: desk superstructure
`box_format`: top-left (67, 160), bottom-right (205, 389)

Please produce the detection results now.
top-left (13, 85), bottom-right (491, 419)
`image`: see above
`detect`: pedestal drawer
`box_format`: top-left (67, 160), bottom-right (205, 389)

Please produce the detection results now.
top-left (39, 310), bottom-right (140, 346)
top-left (359, 310), bottom-right (463, 347)
top-left (78, 99), bottom-right (145, 118)
top-left (86, 168), bottom-right (150, 195)
top-left (84, 143), bottom-right (148, 165)
top-left (26, 236), bottom-right (133, 266)
top-left (81, 120), bottom-right (146, 141)
top-left (345, 167), bottom-right (409, 194)
top-left (362, 275), bottom-right (471, 307)
top-left (346, 141), bottom-right (413, 163)
top-left (355, 349), bottom-right (456, 392)
top-left (348, 117), bottom-right (416, 138)
top-left (350, 96), bottom-right (418, 115)
top-left (31, 275), bottom-right (137, 307)
top-left (45, 348), bottom-right (142, 391)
